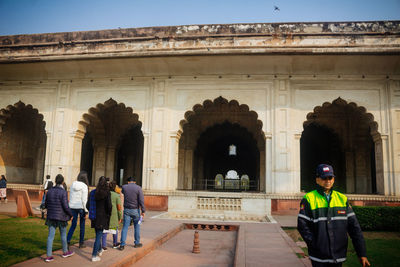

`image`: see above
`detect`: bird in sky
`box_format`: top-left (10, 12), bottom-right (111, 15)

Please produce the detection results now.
top-left (274, 5), bottom-right (280, 11)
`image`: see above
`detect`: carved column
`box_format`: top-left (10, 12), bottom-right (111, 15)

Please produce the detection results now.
top-left (168, 131), bottom-right (181, 190)
top-left (293, 133), bottom-right (302, 193)
top-left (141, 131), bottom-right (150, 190)
top-left (70, 129), bottom-right (85, 184)
top-left (43, 131), bottom-right (52, 184)
top-left (105, 146), bottom-right (116, 179)
top-left (265, 133), bottom-right (273, 193)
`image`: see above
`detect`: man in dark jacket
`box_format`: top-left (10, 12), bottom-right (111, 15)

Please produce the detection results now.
top-left (44, 174), bottom-right (74, 262)
top-left (118, 176), bottom-right (145, 250)
top-left (297, 164), bottom-right (370, 267)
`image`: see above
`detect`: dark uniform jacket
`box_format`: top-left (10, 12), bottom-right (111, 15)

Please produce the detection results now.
top-left (297, 187), bottom-right (366, 263)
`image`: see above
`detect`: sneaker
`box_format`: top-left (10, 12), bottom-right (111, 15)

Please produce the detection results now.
top-left (91, 256), bottom-right (101, 262)
top-left (112, 242), bottom-right (120, 249)
top-left (134, 243), bottom-right (143, 248)
top-left (79, 243), bottom-right (86, 248)
top-left (97, 248), bottom-right (104, 256)
top-left (118, 245), bottom-right (125, 251)
top-left (62, 251), bottom-right (75, 258)
top-left (45, 256), bottom-right (54, 262)
top-left (102, 246), bottom-right (108, 251)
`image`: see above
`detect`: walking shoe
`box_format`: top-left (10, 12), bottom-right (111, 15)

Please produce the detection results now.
top-left (112, 242), bottom-right (120, 248)
top-left (102, 246), bottom-right (108, 251)
top-left (134, 243), bottom-right (143, 248)
top-left (91, 256), bottom-right (101, 262)
top-left (118, 245), bottom-right (125, 251)
top-left (79, 243), bottom-right (86, 248)
top-left (62, 251), bottom-right (75, 258)
top-left (44, 256), bottom-right (54, 262)
top-left (97, 248), bottom-right (104, 256)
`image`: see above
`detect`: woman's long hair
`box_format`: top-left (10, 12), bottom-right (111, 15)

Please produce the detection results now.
top-left (77, 171), bottom-right (89, 186)
top-left (109, 180), bottom-right (117, 192)
top-left (95, 176), bottom-right (109, 199)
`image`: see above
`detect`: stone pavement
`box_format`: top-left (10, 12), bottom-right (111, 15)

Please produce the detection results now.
top-left (1, 200), bottom-right (311, 267)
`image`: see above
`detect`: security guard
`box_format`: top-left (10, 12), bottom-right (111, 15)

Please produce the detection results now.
top-left (297, 164), bottom-right (370, 267)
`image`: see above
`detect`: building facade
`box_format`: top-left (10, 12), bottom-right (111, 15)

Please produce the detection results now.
top-left (1, 21), bottom-right (399, 218)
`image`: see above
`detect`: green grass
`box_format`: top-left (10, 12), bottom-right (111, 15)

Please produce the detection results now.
top-left (0, 215), bottom-right (95, 267)
top-left (283, 227), bottom-right (400, 267)
top-left (344, 234), bottom-right (400, 267)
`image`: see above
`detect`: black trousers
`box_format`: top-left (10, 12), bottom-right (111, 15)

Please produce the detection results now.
top-left (311, 261), bottom-right (342, 267)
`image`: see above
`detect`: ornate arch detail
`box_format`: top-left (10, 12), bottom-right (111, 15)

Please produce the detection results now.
top-left (304, 97), bottom-right (380, 138)
top-left (78, 98), bottom-right (140, 135)
top-left (179, 96), bottom-right (265, 148)
top-left (0, 101), bottom-right (45, 133)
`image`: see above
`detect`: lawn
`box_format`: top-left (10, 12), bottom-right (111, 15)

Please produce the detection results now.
top-left (0, 215), bottom-right (96, 267)
top-left (284, 227), bottom-right (400, 267)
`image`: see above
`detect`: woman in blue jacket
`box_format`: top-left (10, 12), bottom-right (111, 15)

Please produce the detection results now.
top-left (44, 174), bottom-right (75, 262)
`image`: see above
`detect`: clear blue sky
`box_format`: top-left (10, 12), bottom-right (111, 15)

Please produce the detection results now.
top-left (0, 0), bottom-right (399, 36)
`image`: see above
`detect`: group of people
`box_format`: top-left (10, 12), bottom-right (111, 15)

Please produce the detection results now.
top-left (3, 162), bottom-right (370, 266)
top-left (43, 171), bottom-right (145, 263)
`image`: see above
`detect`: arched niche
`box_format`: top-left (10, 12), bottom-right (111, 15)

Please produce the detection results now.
top-left (0, 101), bottom-right (47, 184)
top-left (78, 98), bottom-right (144, 186)
top-left (301, 97), bottom-right (383, 194)
top-left (178, 96), bottom-right (266, 192)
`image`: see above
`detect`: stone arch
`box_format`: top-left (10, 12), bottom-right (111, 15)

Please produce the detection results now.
top-left (78, 98), bottom-right (144, 186)
top-left (301, 97), bottom-right (383, 194)
top-left (178, 96), bottom-right (266, 191)
top-left (0, 101), bottom-right (47, 184)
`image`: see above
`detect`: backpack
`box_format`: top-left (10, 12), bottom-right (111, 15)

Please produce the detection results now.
top-left (88, 189), bottom-right (96, 220)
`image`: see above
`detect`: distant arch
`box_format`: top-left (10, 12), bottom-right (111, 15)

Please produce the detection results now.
top-left (0, 101), bottom-right (47, 184)
top-left (178, 96), bottom-right (265, 192)
top-left (78, 98), bottom-right (143, 186)
top-left (301, 97), bottom-right (383, 194)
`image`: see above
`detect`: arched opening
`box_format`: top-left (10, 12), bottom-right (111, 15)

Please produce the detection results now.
top-left (0, 102), bottom-right (47, 184)
top-left (80, 133), bottom-right (94, 185)
top-left (115, 123), bottom-right (144, 186)
top-left (178, 96), bottom-right (265, 192)
top-left (79, 99), bottom-right (144, 186)
top-left (301, 123), bottom-right (345, 192)
top-left (300, 98), bottom-right (383, 194)
top-left (194, 122), bottom-right (260, 190)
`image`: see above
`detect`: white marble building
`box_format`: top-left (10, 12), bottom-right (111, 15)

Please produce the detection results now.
top-left (1, 21), bottom-right (399, 218)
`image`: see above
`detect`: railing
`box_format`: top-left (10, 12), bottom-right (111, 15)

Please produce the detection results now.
top-left (194, 179), bottom-right (259, 192)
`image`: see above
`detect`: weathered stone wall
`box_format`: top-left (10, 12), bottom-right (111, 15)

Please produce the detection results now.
top-left (0, 21), bottom-right (399, 196)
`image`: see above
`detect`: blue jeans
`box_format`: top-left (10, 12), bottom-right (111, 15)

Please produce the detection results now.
top-left (92, 228), bottom-right (103, 257)
top-left (113, 228), bottom-right (119, 245)
top-left (47, 224), bottom-right (68, 257)
top-left (102, 228), bottom-right (119, 247)
top-left (67, 208), bottom-right (86, 244)
top-left (120, 209), bottom-right (140, 246)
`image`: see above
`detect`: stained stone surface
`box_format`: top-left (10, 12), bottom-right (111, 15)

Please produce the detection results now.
top-left (134, 229), bottom-right (236, 267)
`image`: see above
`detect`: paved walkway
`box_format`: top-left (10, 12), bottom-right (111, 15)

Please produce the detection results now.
top-left (1, 201), bottom-right (311, 267)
